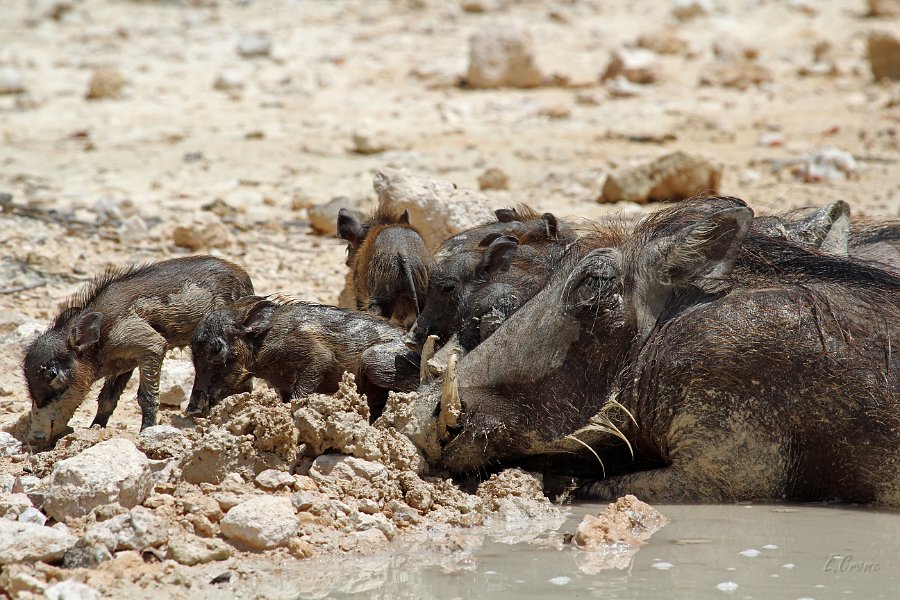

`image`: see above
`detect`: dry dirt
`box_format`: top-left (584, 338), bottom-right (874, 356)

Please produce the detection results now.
top-left (0, 0), bottom-right (898, 597)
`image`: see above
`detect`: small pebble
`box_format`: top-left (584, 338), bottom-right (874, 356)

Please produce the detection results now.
top-left (652, 561), bottom-right (674, 570)
top-left (783, 563), bottom-right (797, 569)
top-left (762, 544), bottom-right (778, 550)
top-left (716, 581), bottom-right (739, 592)
top-left (739, 548), bottom-right (761, 557)
top-left (549, 576), bottom-right (571, 586)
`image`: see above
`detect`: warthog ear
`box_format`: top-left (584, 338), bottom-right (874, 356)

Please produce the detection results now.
top-left (660, 206), bottom-right (753, 293)
top-left (792, 200), bottom-right (851, 256)
top-left (399, 209), bottom-right (411, 225)
top-left (337, 208), bottom-right (365, 247)
top-left (242, 299), bottom-right (278, 336)
top-left (495, 208), bottom-right (517, 223)
top-left (478, 235), bottom-right (519, 278)
top-left (542, 213), bottom-right (558, 238)
top-left (68, 312), bottom-right (103, 353)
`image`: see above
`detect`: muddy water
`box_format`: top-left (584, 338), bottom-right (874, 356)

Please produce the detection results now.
top-left (236, 503), bottom-right (897, 599)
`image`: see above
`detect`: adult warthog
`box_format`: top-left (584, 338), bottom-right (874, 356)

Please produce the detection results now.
top-left (405, 197), bottom-right (900, 506)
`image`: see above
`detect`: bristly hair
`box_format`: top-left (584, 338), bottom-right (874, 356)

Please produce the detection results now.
top-left (370, 205), bottom-right (415, 227)
top-left (51, 262), bottom-right (158, 330)
top-left (495, 204), bottom-right (543, 222)
top-left (850, 221), bottom-right (900, 247)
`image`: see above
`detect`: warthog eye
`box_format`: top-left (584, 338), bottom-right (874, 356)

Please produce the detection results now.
top-left (40, 364), bottom-right (59, 381)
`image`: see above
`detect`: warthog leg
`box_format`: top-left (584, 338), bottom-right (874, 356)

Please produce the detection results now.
top-left (91, 369), bottom-right (134, 427)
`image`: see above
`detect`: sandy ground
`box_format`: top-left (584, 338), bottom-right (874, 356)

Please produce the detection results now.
top-left (0, 0), bottom-right (898, 596)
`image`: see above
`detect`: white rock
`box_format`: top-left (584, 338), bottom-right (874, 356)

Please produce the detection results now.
top-left (138, 425), bottom-right (190, 460)
top-left (255, 469), bottom-right (295, 490)
top-left (791, 147), bottom-right (858, 182)
top-left (220, 495), bottom-right (298, 550)
top-left (0, 493), bottom-right (32, 520)
top-left (309, 455), bottom-right (388, 485)
top-left (0, 68), bottom-right (26, 94)
top-left (45, 580), bottom-right (100, 600)
top-left (467, 26), bottom-right (543, 88)
top-left (237, 35), bottom-right (272, 58)
top-left (0, 432), bottom-right (23, 456)
top-left (17, 507), bottom-right (47, 526)
top-left (43, 438), bottom-right (154, 522)
top-left (158, 359), bottom-right (194, 407)
top-left (373, 167), bottom-right (497, 249)
top-left (116, 215), bottom-right (149, 244)
top-left (214, 69), bottom-right (245, 91)
top-left (0, 475), bottom-right (13, 494)
top-left (83, 506), bottom-right (168, 552)
top-left (349, 511), bottom-right (396, 539)
top-left (0, 519), bottom-right (77, 563)
top-left (166, 535), bottom-right (233, 566)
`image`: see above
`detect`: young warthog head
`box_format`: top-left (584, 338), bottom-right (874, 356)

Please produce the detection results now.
top-left (338, 207), bottom-right (432, 328)
top-left (405, 208), bottom-right (570, 351)
top-left (406, 198), bottom-right (754, 472)
top-left (186, 297), bottom-right (271, 416)
top-left (23, 312), bottom-right (103, 445)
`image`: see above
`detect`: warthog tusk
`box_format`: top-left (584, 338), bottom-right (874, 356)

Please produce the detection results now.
top-left (439, 352), bottom-right (461, 438)
top-left (420, 335), bottom-right (439, 383)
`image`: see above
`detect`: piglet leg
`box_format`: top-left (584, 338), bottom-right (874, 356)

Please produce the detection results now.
top-left (91, 369), bottom-right (134, 427)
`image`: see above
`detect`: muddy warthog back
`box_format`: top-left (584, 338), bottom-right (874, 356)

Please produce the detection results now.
top-left (23, 255), bottom-right (253, 446)
top-left (188, 295), bottom-right (419, 418)
top-left (338, 207), bottom-right (433, 329)
top-left (405, 197), bottom-right (900, 507)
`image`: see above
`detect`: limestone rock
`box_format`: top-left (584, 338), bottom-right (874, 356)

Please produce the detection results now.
top-left (255, 469), bottom-right (295, 490)
top-left (0, 493), bottom-right (32, 520)
top-left (83, 506), bottom-right (168, 552)
top-left (172, 211), bottom-right (233, 250)
top-left (45, 580), bottom-right (101, 600)
top-left (85, 67), bottom-right (125, 100)
top-left (0, 432), bottom-right (23, 456)
top-left (158, 359), bottom-right (194, 407)
top-left (373, 167), bottom-right (496, 249)
top-left (467, 26), bottom-right (543, 88)
top-left (867, 31), bottom-right (900, 81)
top-left (166, 534), bottom-right (233, 566)
top-left (43, 438), bottom-right (153, 522)
top-left (600, 151), bottom-right (722, 204)
top-left (214, 69), bottom-right (244, 91)
top-left (220, 495), bottom-right (298, 550)
top-left (699, 60), bottom-right (773, 90)
top-left (602, 48), bottom-right (661, 84)
top-left (237, 35), bottom-right (272, 58)
top-left (672, 0), bottom-right (712, 20)
top-left (0, 68), bottom-right (26, 94)
top-left (868, 0), bottom-right (900, 16)
top-left (477, 167), bottom-right (510, 190)
top-left (0, 519), bottom-right (77, 563)
top-left (138, 425), bottom-right (190, 460)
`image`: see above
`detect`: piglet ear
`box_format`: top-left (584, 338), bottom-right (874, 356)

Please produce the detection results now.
top-left (542, 212), bottom-right (559, 238)
top-left (68, 312), bottom-right (103, 353)
top-left (337, 208), bottom-right (365, 247)
top-left (478, 235), bottom-right (519, 278)
top-left (495, 208), bottom-right (517, 223)
top-left (792, 200), bottom-right (851, 256)
top-left (399, 209), bottom-right (411, 225)
top-left (659, 207), bottom-right (753, 293)
top-left (242, 299), bottom-right (277, 336)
